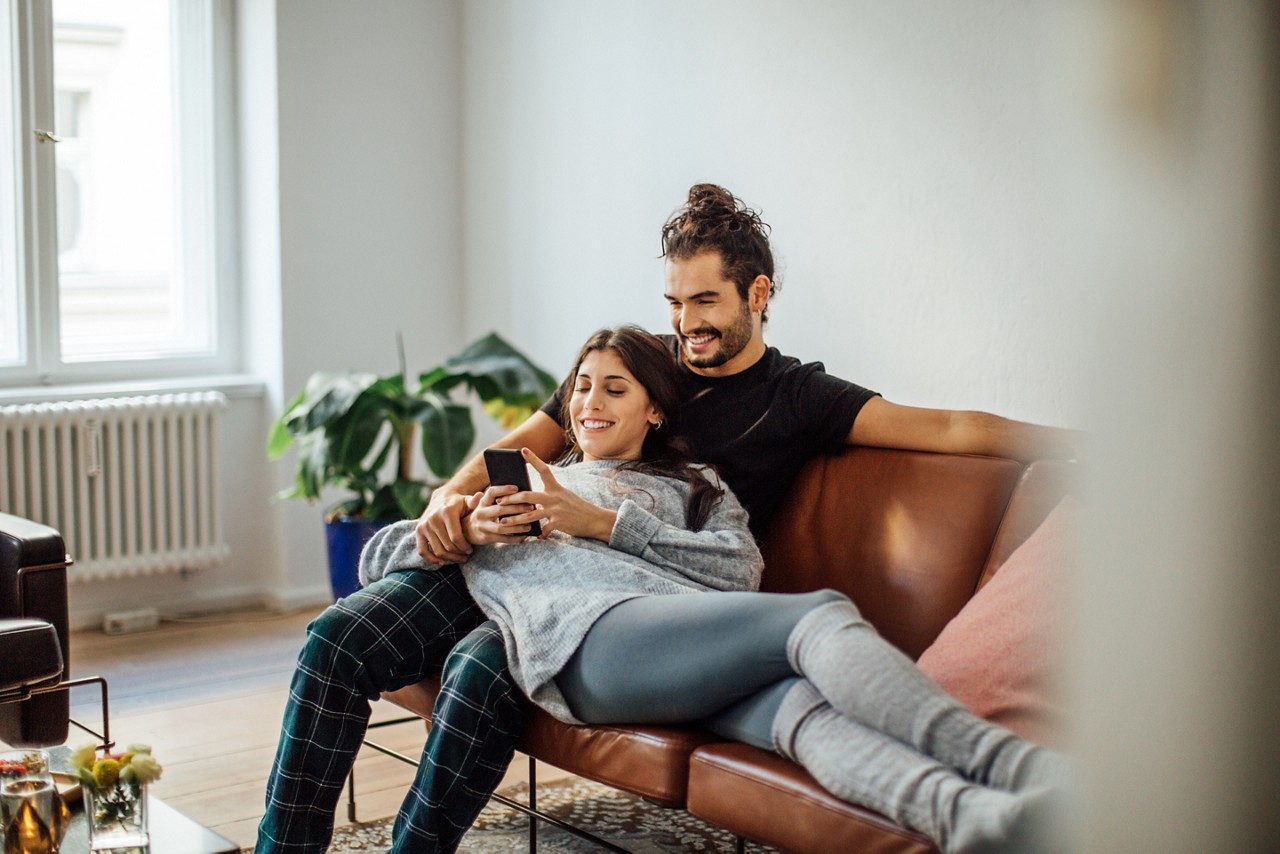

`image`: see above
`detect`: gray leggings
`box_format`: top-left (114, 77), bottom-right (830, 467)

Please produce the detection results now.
top-left (555, 589), bottom-right (844, 750)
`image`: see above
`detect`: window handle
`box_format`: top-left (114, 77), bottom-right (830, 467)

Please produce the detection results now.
top-left (35, 129), bottom-right (62, 143)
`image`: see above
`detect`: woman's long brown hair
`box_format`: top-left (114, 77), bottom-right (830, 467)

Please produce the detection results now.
top-left (556, 326), bottom-right (724, 531)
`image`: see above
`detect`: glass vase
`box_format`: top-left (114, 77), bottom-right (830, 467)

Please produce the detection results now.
top-left (84, 780), bottom-right (149, 851)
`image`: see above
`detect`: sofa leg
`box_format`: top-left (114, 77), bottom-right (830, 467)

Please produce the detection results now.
top-left (735, 835), bottom-right (746, 853)
top-left (529, 754), bottom-right (537, 853)
top-left (347, 766), bottom-right (358, 822)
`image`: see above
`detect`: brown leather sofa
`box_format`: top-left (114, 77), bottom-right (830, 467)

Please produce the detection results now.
top-left (371, 446), bottom-right (1072, 852)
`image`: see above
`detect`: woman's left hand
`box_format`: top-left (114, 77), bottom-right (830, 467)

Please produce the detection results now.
top-left (503, 448), bottom-right (617, 542)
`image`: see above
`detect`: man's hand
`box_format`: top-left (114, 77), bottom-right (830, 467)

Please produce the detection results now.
top-left (416, 490), bottom-right (474, 565)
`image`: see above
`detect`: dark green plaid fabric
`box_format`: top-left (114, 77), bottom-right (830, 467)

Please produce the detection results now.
top-left (256, 570), bottom-right (523, 853)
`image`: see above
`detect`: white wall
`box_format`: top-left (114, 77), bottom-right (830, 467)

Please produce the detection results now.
top-left (261, 0), bottom-right (465, 606)
top-left (462, 0), bottom-right (1090, 426)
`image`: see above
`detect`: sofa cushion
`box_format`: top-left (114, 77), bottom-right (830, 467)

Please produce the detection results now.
top-left (381, 678), bottom-right (718, 807)
top-left (687, 742), bottom-right (937, 853)
top-left (915, 497), bottom-right (1077, 745)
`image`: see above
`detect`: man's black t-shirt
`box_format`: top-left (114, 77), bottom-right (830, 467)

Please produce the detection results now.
top-left (539, 335), bottom-right (878, 536)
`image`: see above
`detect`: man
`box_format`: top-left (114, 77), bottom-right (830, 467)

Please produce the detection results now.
top-left (421, 183), bottom-right (1075, 556)
top-left (257, 183), bottom-right (1076, 853)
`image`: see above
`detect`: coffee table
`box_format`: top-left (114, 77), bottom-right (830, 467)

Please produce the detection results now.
top-left (60, 793), bottom-right (238, 853)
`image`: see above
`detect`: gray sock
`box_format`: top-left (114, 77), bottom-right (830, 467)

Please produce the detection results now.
top-left (786, 598), bottom-right (1068, 792)
top-left (771, 680), bottom-right (1051, 853)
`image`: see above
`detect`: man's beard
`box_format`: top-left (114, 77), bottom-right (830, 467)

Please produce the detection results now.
top-left (682, 300), bottom-right (753, 369)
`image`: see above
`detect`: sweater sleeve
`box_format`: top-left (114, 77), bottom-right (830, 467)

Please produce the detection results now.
top-left (357, 519), bottom-right (430, 587)
top-left (607, 480), bottom-right (762, 592)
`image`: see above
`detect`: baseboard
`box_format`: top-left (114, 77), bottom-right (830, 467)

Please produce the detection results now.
top-left (67, 583), bottom-right (332, 631)
top-left (261, 583), bottom-right (334, 615)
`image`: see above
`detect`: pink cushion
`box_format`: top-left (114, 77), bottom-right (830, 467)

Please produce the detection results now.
top-left (916, 496), bottom-right (1077, 745)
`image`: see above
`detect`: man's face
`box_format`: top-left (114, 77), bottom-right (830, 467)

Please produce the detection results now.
top-left (664, 251), bottom-right (758, 376)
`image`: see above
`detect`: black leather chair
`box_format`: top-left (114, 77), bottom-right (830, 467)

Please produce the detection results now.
top-left (0, 512), bottom-right (110, 749)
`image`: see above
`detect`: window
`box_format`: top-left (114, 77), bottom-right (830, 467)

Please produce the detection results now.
top-left (1, 0), bottom-right (235, 386)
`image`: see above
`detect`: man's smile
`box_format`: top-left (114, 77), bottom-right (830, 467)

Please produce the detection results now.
top-left (682, 329), bottom-right (720, 351)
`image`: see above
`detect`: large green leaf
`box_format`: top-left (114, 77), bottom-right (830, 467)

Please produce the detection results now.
top-left (362, 480), bottom-right (427, 521)
top-left (367, 486), bottom-right (398, 522)
top-left (283, 372), bottom-right (381, 435)
top-left (392, 479), bottom-right (429, 519)
top-left (328, 395), bottom-right (388, 473)
top-left (294, 431), bottom-right (331, 501)
top-left (267, 386), bottom-right (308, 458)
top-left (419, 332), bottom-right (558, 405)
top-left (417, 394), bottom-right (476, 479)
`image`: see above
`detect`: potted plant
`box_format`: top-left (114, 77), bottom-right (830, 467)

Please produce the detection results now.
top-left (268, 331), bottom-right (558, 598)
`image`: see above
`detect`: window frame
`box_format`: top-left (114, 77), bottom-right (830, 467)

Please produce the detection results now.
top-left (1, 0), bottom-right (238, 389)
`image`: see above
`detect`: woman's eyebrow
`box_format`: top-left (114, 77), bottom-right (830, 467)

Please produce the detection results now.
top-left (576, 370), bottom-right (632, 383)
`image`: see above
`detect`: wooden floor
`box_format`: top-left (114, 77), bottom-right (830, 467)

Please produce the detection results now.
top-left (2, 607), bottom-right (567, 850)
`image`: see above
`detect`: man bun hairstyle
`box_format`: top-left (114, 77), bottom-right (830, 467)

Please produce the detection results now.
top-left (660, 183), bottom-right (779, 323)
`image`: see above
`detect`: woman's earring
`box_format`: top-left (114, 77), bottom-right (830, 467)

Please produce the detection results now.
top-left (653, 419), bottom-right (663, 430)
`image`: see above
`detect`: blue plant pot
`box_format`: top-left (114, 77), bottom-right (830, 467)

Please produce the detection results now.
top-left (324, 515), bottom-right (395, 600)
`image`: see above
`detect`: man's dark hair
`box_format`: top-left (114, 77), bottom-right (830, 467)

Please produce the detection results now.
top-left (660, 183), bottom-right (780, 323)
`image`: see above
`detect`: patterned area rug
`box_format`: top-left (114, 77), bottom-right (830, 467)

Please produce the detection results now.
top-left (321, 777), bottom-right (774, 853)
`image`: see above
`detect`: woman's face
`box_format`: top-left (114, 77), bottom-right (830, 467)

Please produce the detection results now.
top-left (569, 348), bottom-right (661, 462)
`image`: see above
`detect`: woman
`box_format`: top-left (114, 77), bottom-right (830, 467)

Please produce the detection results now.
top-left (362, 326), bottom-right (1065, 853)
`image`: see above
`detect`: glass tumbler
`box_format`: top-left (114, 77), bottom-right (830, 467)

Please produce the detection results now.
top-left (0, 750), bottom-right (60, 854)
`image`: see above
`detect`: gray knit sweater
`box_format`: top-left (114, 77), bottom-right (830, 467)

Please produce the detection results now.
top-left (358, 459), bottom-right (763, 723)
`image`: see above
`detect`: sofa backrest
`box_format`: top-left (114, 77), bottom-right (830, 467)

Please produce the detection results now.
top-left (976, 459), bottom-right (1075, 589)
top-left (0, 512), bottom-right (72, 746)
top-left (758, 446), bottom-right (1029, 660)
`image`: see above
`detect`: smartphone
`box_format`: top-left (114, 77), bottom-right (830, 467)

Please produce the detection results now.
top-left (483, 448), bottom-right (541, 537)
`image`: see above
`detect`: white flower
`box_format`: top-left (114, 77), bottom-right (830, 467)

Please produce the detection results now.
top-left (128, 753), bottom-right (163, 784)
top-left (69, 743), bottom-right (97, 772)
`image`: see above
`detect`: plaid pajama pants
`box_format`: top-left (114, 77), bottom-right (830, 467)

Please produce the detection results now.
top-left (255, 569), bottom-right (523, 854)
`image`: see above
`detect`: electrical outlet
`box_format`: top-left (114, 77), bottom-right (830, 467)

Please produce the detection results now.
top-left (102, 607), bottom-right (160, 635)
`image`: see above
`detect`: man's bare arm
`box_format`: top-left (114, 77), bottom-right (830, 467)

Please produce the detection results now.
top-left (849, 397), bottom-right (1083, 463)
top-left (417, 411), bottom-right (568, 563)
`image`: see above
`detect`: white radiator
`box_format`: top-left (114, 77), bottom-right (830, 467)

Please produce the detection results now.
top-left (0, 392), bottom-right (230, 582)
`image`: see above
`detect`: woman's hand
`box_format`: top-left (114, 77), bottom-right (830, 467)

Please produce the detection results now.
top-left (516, 448), bottom-right (617, 542)
top-left (463, 484), bottom-right (541, 546)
